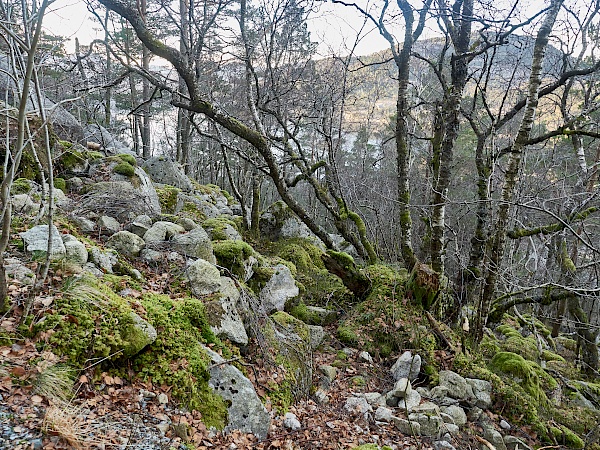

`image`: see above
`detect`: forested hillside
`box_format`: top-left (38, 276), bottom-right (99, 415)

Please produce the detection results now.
top-left (1, 0), bottom-right (599, 449)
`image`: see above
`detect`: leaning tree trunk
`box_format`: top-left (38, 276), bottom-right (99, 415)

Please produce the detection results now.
top-left (475, 0), bottom-right (564, 342)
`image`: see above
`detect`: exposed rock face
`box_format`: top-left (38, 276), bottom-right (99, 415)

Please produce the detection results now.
top-left (106, 231), bottom-right (145, 257)
top-left (185, 259), bottom-right (221, 296)
top-left (77, 176), bottom-right (161, 221)
top-left (438, 370), bottom-right (469, 400)
top-left (143, 221), bottom-right (186, 245)
top-left (83, 124), bottom-right (133, 155)
top-left (205, 277), bottom-right (248, 346)
top-left (408, 412), bottom-right (443, 437)
top-left (466, 378), bottom-right (493, 409)
top-left (20, 225), bottom-right (66, 260)
top-left (142, 157), bottom-right (194, 192)
top-left (259, 264), bottom-right (299, 313)
top-left (98, 216), bottom-right (121, 236)
top-left (89, 247), bottom-right (118, 273)
top-left (202, 345), bottom-right (271, 440)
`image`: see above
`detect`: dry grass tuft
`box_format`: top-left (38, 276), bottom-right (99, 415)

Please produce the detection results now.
top-left (34, 363), bottom-right (75, 403)
top-left (42, 403), bottom-right (86, 449)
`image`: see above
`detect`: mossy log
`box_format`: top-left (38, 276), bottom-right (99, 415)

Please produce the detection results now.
top-left (321, 250), bottom-right (371, 299)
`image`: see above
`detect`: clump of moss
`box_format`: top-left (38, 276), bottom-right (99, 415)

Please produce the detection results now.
top-left (213, 240), bottom-right (255, 279)
top-left (54, 177), bottom-right (66, 192)
top-left (203, 217), bottom-right (239, 241)
top-left (290, 301), bottom-right (337, 325)
top-left (57, 148), bottom-right (85, 172)
top-left (117, 154), bottom-right (137, 166)
top-left (156, 185), bottom-right (181, 214)
top-left (37, 275), bottom-right (150, 363)
top-left (550, 425), bottom-right (585, 449)
top-left (11, 178), bottom-right (33, 195)
top-left (131, 294), bottom-right (228, 428)
top-left (113, 161), bottom-right (135, 177)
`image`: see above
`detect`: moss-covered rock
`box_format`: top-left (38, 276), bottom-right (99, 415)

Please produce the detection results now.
top-left (156, 185), bottom-right (181, 215)
top-left (118, 153), bottom-right (137, 166)
top-left (203, 217), bottom-right (241, 241)
top-left (113, 161), bottom-right (136, 177)
top-left (212, 240), bottom-right (255, 280)
top-left (11, 178), bottom-right (33, 195)
top-left (550, 425), bottom-right (585, 449)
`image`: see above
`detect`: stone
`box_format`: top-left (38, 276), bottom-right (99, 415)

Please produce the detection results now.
top-left (344, 397), bottom-right (372, 416)
top-left (98, 216), bottom-right (121, 235)
top-left (83, 263), bottom-right (103, 277)
top-left (72, 216), bottom-right (96, 233)
top-left (20, 225), bottom-right (66, 260)
top-left (204, 221), bottom-right (241, 241)
top-left (444, 424), bottom-right (460, 436)
top-left (308, 325), bottom-right (325, 349)
top-left (467, 406), bottom-right (484, 422)
top-left (66, 176), bottom-right (84, 192)
top-left (374, 406), bottom-right (393, 422)
top-left (259, 264), bottom-right (299, 313)
top-left (416, 387), bottom-right (430, 397)
top-left (143, 221), bottom-right (186, 245)
top-left (303, 306), bottom-right (337, 325)
top-left (328, 233), bottom-right (359, 260)
top-left (84, 123), bottom-right (133, 154)
top-left (106, 231), bottom-right (145, 257)
top-left (89, 247), bottom-right (118, 274)
top-left (397, 389), bottom-right (422, 412)
top-left (408, 413), bottom-right (443, 437)
top-left (359, 392), bottom-right (385, 406)
top-left (438, 370), bottom-right (468, 400)
top-left (283, 412), bottom-right (301, 431)
top-left (11, 194), bottom-right (39, 216)
top-left (429, 386), bottom-right (449, 400)
top-left (433, 440), bottom-right (457, 450)
top-left (62, 235), bottom-right (88, 266)
top-left (411, 401), bottom-right (439, 414)
top-left (500, 419), bottom-right (511, 430)
top-left (391, 351), bottom-right (421, 381)
top-left (186, 259), bottom-right (221, 296)
top-left (503, 435), bottom-right (533, 450)
top-left (388, 378), bottom-right (412, 399)
top-left (140, 249), bottom-right (163, 263)
top-left (123, 313), bottom-right (157, 357)
top-left (314, 388), bottom-right (329, 404)
top-left (203, 345), bottom-right (270, 439)
top-left (205, 277), bottom-right (248, 346)
top-left (4, 258), bottom-right (35, 285)
top-left (177, 217), bottom-right (198, 231)
top-left (78, 177), bottom-right (161, 221)
top-left (171, 227), bottom-right (216, 263)
top-left (466, 378), bottom-right (492, 409)
top-left (126, 215), bottom-right (153, 238)
top-left (358, 351), bottom-right (374, 364)
top-left (142, 156), bottom-right (195, 191)
top-left (319, 365), bottom-right (337, 383)
top-left (392, 417), bottom-right (421, 436)
top-left (482, 426), bottom-right (508, 450)
top-left (441, 405), bottom-right (467, 427)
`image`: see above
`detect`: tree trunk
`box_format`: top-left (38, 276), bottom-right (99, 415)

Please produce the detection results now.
top-left (476, 0), bottom-right (564, 342)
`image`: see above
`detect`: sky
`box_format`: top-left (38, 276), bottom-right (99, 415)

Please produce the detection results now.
top-left (43, 0), bottom-right (394, 56)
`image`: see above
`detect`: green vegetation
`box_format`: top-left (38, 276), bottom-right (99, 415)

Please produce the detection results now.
top-left (11, 178), bottom-right (32, 194)
top-left (54, 177), bottom-right (66, 192)
top-left (203, 216), bottom-right (240, 241)
top-left (113, 161), bottom-right (136, 177)
top-left (213, 240), bottom-right (255, 279)
top-left (117, 153), bottom-right (137, 166)
top-left (156, 185), bottom-right (181, 214)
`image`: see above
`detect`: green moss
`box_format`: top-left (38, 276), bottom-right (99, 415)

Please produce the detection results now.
top-left (58, 148), bottom-right (85, 172)
top-left (550, 425), bottom-right (584, 449)
top-left (352, 444), bottom-right (380, 450)
top-left (213, 240), bottom-right (254, 279)
top-left (118, 154), bottom-right (137, 166)
top-left (490, 352), bottom-right (553, 402)
top-left (156, 185), bottom-right (181, 215)
top-left (36, 275), bottom-right (149, 363)
top-left (131, 294), bottom-right (228, 428)
top-left (54, 177), bottom-right (66, 192)
top-left (11, 178), bottom-right (32, 194)
top-left (337, 325), bottom-right (359, 345)
top-left (203, 217), bottom-right (239, 241)
top-left (289, 301), bottom-right (337, 326)
top-left (113, 161), bottom-right (135, 177)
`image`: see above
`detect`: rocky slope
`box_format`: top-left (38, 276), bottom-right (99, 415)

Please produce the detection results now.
top-left (0, 135), bottom-right (599, 450)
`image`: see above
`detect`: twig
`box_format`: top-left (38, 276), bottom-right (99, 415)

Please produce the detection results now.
top-left (475, 435), bottom-right (497, 450)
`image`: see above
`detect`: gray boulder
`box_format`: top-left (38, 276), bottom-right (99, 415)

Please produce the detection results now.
top-left (205, 277), bottom-right (248, 345)
top-left (466, 378), bottom-right (493, 409)
top-left (408, 413), bottom-right (443, 437)
top-left (11, 194), bottom-right (40, 216)
top-left (143, 221), bottom-right (185, 245)
top-left (62, 235), bottom-right (88, 266)
top-left (439, 370), bottom-right (469, 400)
top-left (391, 351), bottom-right (422, 381)
top-left (186, 259), bottom-right (221, 296)
top-left (203, 345), bottom-right (270, 439)
top-left (283, 412), bottom-right (301, 431)
top-left (259, 264), bottom-right (299, 313)
top-left (98, 216), bottom-right (121, 235)
top-left (106, 231), bottom-right (145, 257)
top-left (503, 435), bottom-right (532, 450)
top-left (20, 225), bottom-right (66, 260)
top-left (89, 247), bottom-right (118, 273)
top-left (441, 405), bottom-right (467, 427)
top-left (433, 441), bottom-right (457, 450)
top-left (177, 217), bottom-right (198, 231)
top-left (142, 156), bottom-right (194, 192)
top-left (392, 417), bottom-right (421, 436)
top-left (4, 257), bottom-right (35, 285)
top-left (71, 216), bottom-right (96, 234)
top-left (77, 175), bottom-right (160, 221)
top-left (83, 124), bottom-right (133, 154)
top-left (482, 426), bottom-right (508, 450)
top-left (171, 227), bottom-right (216, 263)
top-left (344, 397), bottom-right (372, 416)
top-left (388, 378), bottom-right (413, 399)
top-left (126, 214), bottom-right (153, 238)
top-left (397, 389), bottom-right (422, 412)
